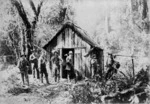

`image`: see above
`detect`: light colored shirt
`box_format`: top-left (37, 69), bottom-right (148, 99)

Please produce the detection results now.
top-left (30, 53), bottom-right (36, 61)
top-left (51, 56), bottom-right (62, 66)
top-left (66, 55), bottom-right (73, 65)
top-left (38, 56), bottom-right (46, 71)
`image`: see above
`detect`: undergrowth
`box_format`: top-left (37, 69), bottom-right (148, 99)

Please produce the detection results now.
top-left (70, 67), bottom-right (150, 103)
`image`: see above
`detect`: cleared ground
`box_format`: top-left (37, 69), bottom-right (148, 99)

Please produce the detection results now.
top-left (0, 64), bottom-right (72, 104)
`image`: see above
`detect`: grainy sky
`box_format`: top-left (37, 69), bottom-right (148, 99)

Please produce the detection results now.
top-left (71, 0), bottom-right (127, 35)
top-left (15, 0), bottom-right (128, 35)
top-left (0, 0), bottom-right (128, 35)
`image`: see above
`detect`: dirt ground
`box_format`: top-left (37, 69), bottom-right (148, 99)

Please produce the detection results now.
top-left (0, 64), bottom-right (72, 104)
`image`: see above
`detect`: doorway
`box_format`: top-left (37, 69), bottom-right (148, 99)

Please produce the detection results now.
top-left (61, 48), bottom-right (74, 78)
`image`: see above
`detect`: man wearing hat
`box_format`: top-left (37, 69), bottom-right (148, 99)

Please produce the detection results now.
top-left (66, 51), bottom-right (74, 82)
top-left (30, 51), bottom-right (40, 79)
top-left (105, 53), bottom-right (119, 80)
top-left (51, 50), bottom-right (62, 82)
top-left (90, 54), bottom-right (98, 78)
top-left (38, 52), bottom-right (50, 84)
top-left (18, 55), bottom-right (30, 86)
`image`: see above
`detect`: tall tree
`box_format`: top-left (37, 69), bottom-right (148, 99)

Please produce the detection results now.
top-left (131, 0), bottom-right (149, 33)
top-left (11, 0), bottom-right (43, 60)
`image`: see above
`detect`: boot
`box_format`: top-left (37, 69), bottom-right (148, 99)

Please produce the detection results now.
top-left (37, 69), bottom-right (40, 79)
top-left (55, 76), bottom-right (57, 82)
top-left (33, 69), bottom-right (35, 78)
top-left (25, 73), bottom-right (29, 86)
top-left (57, 74), bottom-right (60, 83)
top-left (54, 70), bottom-right (57, 82)
top-left (67, 75), bottom-right (70, 83)
top-left (41, 75), bottom-right (43, 83)
top-left (26, 77), bottom-right (29, 86)
top-left (45, 76), bottom-right (50, 84)
top-left (21, 74), bottom-right (25, 86)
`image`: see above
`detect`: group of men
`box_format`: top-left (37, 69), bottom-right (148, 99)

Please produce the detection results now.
top-left (51, 50), bottom-right (74, 82)
top-left (17, 49), bottom-right (74, 87)
top-left (17, 50), bottom-right (49, 87)
top-left (17, 48), bottom-right (120, 87)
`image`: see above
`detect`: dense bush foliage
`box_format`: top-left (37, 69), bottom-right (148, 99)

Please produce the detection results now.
top-left (70, 67), bottom-right (149, 103)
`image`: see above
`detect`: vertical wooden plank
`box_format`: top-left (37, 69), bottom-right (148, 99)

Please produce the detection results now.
top-left (85, 44), bottom-right (91, 77)
top-left (74, 49), bottom-right (82, 74)
top-left (78, 51), bottom-right (81, 72)
top-left (80, 38), bottom-right (83, 74)
top-left (71, 31), bottom-right (75, 47)
top-left (60, 49), bottom-right (63, 78)
top-left (74, 49), bottom-right (80, 72)
top-left (66, 28), bottom-right (68, 48)
top-left (66, 28), bottom-right (69, 48)
top-left (74, 32), bottom-right (77, 48)
top-left (76, 34), bottom-right (78, 47)
top-left (80, 37), bottom-right (83, 47)
top-left (68, 28), bottom-right (71, 48)
top-left (82, 48), bottom-right (86, 77)
top-left (64, 28), bottom-right (67, 48)
top-left (60, 33), bottom-right (62, 48)
top-left (57, 33), bottom-right (62, 48)
top-left (74, 52), bottom-right (78, 70)
top-left (70, 29), bottom-right (72, 48)
top-left (77, 36), bottom-right (80, 47)
top-left (62, 31), bottom-right (65, 48)
top-left (57, 34), bottom-right (59, 49)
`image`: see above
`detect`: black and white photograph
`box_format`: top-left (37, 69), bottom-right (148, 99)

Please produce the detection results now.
top-left (0, 0), bottom-right (150, 103)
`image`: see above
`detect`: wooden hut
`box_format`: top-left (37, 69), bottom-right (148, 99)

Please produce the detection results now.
top-left (43, 22), bottom-right (104, 78)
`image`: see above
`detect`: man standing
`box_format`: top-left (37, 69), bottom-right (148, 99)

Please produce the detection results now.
top-left (90, 54), bottom-right (98, 78)
top-left (38, 52), bottom-right (50, 84)
top-left (66, 51), bottom-right (74, 83)
top-left (18, 55), bottom-right (30, 87)
top-left (51, 50), bottom-right (62, 82)
top-left (30, 51), bottom-right (40, 79)
top-left (105, 54), bottom-right (118, 80)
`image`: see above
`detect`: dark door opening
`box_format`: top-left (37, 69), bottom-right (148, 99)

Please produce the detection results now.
top-left (62, 48), bottom-right (74, 78)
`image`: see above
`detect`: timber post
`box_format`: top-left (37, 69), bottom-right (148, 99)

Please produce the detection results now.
top-left (60, 49), bottom-right (63, 79)
top-left (131, 56), bottom-right (135, 80)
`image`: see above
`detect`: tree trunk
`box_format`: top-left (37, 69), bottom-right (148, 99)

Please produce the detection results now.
top-left (26, 29), bottom-right (32, 60)
top-left (8, 33), bottom-right (19, 63)
top-left (131, 0), bottom-right (149, 33)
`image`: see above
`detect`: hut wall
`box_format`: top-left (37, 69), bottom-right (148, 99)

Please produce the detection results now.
top-left (46, 27), bottom-right (101, 77)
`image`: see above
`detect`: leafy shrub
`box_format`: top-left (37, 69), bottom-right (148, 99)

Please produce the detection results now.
top-left (8, 87), bottom-right (32, 95)
top-left (70, 84), bottom-right (94, 103)
top-left (70, 67), bottom-right (149, 103)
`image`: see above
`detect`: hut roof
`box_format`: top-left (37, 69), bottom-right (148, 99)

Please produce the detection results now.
top-left (43, 22), bottom-right (103, 50)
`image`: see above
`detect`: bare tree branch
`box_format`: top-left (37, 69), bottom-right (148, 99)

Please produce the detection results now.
top-left (29, 0), bottom-right (37, 16)
top-left (11, 0), bottom-right (31, 29)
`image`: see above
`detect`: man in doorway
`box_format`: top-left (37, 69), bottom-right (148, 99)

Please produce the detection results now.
top-left (90, 54), bottom-right (98, 78)
top-left (38, 52), bottom-right (50, 84)
top-left (18, 55), bottom-right (30, 87)
top-left (51, 50), bottom-right (62, 82)
top-left (66, 51), bottom-right (74, 83)
top-left (30, 51), bottom-right (40, 79)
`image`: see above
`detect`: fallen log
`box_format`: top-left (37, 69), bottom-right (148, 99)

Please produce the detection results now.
top-left (99, 81), bottom-right (147, 103)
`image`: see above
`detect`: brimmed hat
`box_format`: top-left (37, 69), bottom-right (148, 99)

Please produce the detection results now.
top-left (69, 51), bottom-right (73, 54)
top-left (93, 54), bottom-right (96, 58)
top-left (52, 50), bottom-right (58, 54)
top-left (21, 54), bottom-right (26, 57)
